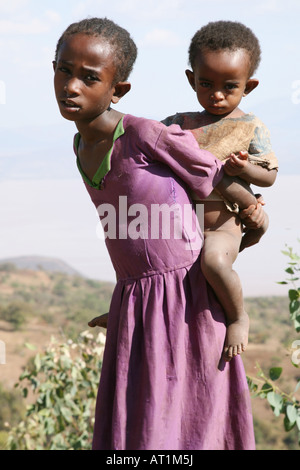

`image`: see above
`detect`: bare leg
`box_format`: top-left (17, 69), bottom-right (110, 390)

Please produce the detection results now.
top-left (201, 229), bottom-right (249, 361)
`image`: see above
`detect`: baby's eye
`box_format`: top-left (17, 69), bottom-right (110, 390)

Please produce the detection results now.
top-left (225, 83), bottom-right (238, 90)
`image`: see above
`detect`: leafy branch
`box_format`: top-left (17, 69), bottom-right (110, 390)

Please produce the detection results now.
top-left (248, 365), bottom-right (300, 434)
top-left (248, 241), bottom-right (300, 444)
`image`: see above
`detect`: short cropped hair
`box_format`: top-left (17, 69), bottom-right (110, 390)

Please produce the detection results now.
top-left (188, 21), bottom-right (261, 77)
top-left (55, 17), bottom-right (138, 84)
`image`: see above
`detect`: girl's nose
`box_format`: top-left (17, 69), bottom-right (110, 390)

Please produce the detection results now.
top-left (64, 77), bottom-right (80, 96)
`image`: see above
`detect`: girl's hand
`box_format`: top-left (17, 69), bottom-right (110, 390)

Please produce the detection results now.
top-left (88, 313), bottom-right (108, 329)
top-left (239, 202), bottom-right (265, 229)
top-left (224, 151), bottom-right (249, 176)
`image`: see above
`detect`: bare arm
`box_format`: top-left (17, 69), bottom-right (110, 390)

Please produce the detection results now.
top-left (89, 313), bottom-right (108, 329)
top-left (215, 173), bottom-right (257, 210)
top-left (215, 173), bottom-right (266, 228)
top-left (224, 151), bottom-right (277, 187)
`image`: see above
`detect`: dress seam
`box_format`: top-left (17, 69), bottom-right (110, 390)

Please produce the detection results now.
top-left (116, 257), bottom-right (199, 282)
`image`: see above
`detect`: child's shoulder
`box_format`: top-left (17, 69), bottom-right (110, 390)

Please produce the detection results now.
top-left (233, 112), bottom-right (269, 129)
top-left (247, 113), bottom-right (269, 130)
top-left (124, 114), bottom-right (164, 134)
top-left (122, 113), bottom-right (198, 153)
top-left (162, 111), bottom-right (266, 128)
top-left (161, 112), bottom-right (202, 130)
top-left (122, 114), bottom-right (173, 147)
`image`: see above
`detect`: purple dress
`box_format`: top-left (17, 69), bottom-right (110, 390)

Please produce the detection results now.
top-left (74, 114), bottom-right (255, 450)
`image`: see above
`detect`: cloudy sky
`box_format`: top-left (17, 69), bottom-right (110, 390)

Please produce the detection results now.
top-left (0, 0), bottom-right (299, 296)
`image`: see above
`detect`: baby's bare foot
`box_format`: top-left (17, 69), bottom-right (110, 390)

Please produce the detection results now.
top-left (239, 228), bottom-right (264, 252)
top-left (223, 313), bottom-right (249, 361)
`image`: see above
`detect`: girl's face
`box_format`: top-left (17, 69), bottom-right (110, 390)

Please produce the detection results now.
top-left (53, 34), bottom-right (119, 122)
top-left (186, 48), bottom-right (258, 118)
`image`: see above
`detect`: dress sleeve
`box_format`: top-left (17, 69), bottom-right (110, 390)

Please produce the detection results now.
top-left (151, 122), bottom-right (224, 199)
top-left (248, 118), bottom-right (278, 170)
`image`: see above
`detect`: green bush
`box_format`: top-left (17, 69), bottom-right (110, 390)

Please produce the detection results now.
top-left (7, 330), bottom-right (105, 450)
top-left (0, 384), bottom-right (25, 449)
top-left (1, 301), bottom-right (34, 329)
top-left (0, 263), bottom-right (17, 273)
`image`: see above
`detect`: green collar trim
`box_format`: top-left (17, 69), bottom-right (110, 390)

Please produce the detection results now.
top-left (75, 117), bottom-right (124, 189)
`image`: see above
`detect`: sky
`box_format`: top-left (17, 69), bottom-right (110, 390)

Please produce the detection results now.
top-left (0, 0), bottom-right (299, 297)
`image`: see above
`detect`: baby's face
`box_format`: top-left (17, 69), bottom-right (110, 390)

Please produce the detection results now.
top-left (187, 48), bottom-right (254, 117)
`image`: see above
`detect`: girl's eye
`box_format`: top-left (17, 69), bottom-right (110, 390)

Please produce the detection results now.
top-left (58, 66), bottom-right (70, 74)
top-left (199, 82), bottom-right (211, 88)
top-left (85, 75), bottom-right (100, 83)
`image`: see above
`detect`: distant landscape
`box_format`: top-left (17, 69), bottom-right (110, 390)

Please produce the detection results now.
top-left (0, 256), bottom-right (83, 276)
top-left (0, 256), bottom-right (299, 450)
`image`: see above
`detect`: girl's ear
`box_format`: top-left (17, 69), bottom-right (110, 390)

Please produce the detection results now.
top-left (243, 78), bottom-right (259, 96)
top-left (185, 69), bottom-right (196, 91)
top-left (111, 81), bottom-right (131, 104)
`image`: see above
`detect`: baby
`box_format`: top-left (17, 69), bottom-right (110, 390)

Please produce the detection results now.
top-left (163, 21), bottom-right (278, 360)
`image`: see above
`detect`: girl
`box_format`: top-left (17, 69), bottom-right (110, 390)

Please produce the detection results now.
top-left (163, 21), bottom-right (278, 361)
top-left (53, 17), bottom-right (263, 450)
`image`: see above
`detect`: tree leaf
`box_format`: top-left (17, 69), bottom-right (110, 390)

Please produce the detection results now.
top-left (289, 289), bottom-right (300, 301)
top-left (259, 382), bottom-right (273, 398)
top-left (294, 317), bottom-right (300, 333)
top-left (286, 404), bottom-right (298, 425)
top-left (286, 267), bottom-right (295, 274)
top-left (296, 414), bottom-right (300, 431)
top-left (290, 299), bottom-right (300, 314)
top-left (269, 367), bottom-right (282, 381)
top-left (60, 406), bottom-right (73, 424)
top-left (24, 343), bottom-right (37, 351)
top-left (284, 415), bottom-right (296, 432)
top-left (34, 354), bottom-right (41, 372)
top-left (267, 391), bottom-right (283, 416)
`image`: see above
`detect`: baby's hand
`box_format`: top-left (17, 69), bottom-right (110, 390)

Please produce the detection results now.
top-left (224, 151), bottom-right (249, 176)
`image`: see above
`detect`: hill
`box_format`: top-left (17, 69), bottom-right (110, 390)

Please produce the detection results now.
top-left (0, 256), bottom-right (82, 276)
top-left (0, 263), bottom-right (299, 450)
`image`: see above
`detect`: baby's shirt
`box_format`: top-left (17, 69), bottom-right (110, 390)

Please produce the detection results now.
top-left (162, 112), bottom-right (278, 212)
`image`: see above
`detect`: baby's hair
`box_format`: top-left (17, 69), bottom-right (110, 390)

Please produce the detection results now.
top-left (55, 17), bottom-right (137, 84)
top-left (188, 21), bottom-right (261, 77)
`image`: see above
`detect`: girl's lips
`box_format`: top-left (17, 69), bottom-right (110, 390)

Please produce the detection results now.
top-left (60, 99), bottom-right (81, 111)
